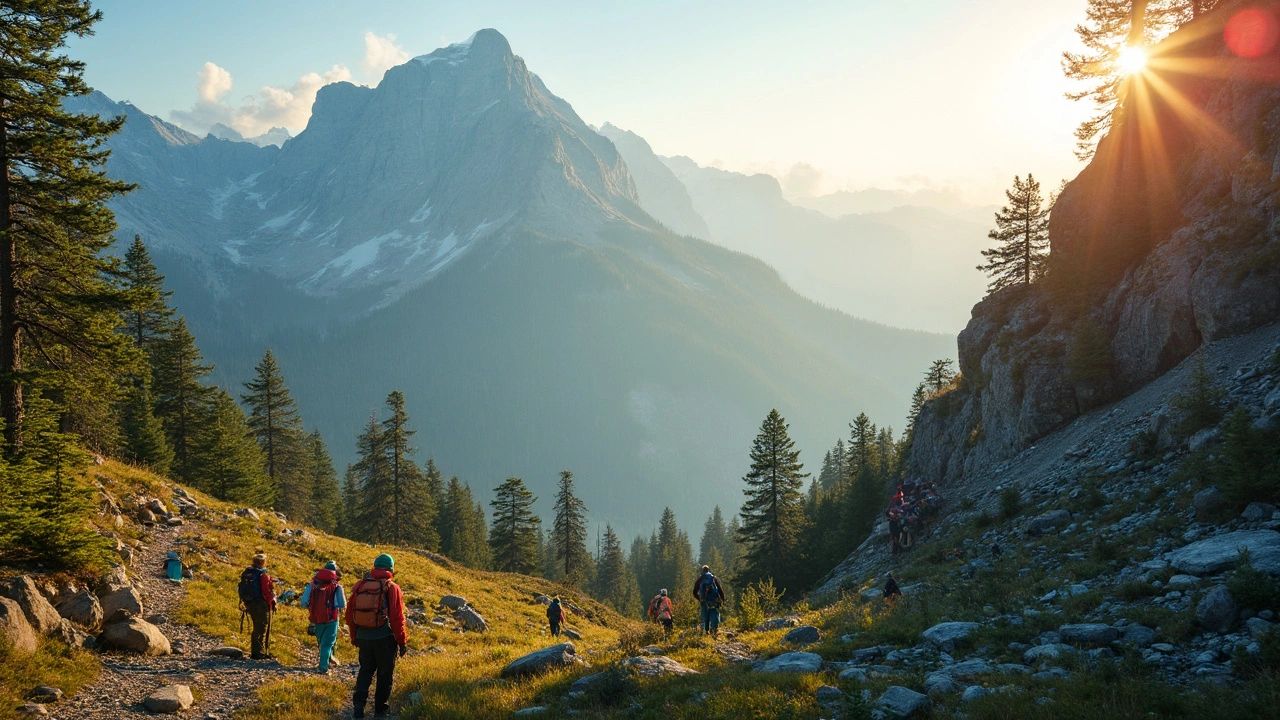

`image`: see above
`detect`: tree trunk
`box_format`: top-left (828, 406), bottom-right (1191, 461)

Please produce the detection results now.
top-left (0, 102), bottom-right (22, 453)
top-left (1129, 0), bottom-right (1149, 47)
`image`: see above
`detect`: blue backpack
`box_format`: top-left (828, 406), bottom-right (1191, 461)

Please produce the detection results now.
top-left (698, 574), bottom-right (722, 605)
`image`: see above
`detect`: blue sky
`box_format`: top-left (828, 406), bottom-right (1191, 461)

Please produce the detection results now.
top-left (69, 0), bottom-right (1093, 204)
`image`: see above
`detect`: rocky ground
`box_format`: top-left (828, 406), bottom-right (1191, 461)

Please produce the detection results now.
top-left (47, 516), bottom-right (345, 720)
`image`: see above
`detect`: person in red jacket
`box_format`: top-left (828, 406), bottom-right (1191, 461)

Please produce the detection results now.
top-left (344, 553), bottom-right (406, 719)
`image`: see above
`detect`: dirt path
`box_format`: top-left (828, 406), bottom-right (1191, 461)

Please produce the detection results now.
top-left (53, 519), bottom-right (354, 719)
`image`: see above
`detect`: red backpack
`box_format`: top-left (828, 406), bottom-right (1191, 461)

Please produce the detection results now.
top-left (308, 579), bottom-right (340, 624)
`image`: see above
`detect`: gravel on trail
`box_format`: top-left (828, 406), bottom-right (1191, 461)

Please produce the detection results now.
top-left (52, 519), bottom-right (355, 719)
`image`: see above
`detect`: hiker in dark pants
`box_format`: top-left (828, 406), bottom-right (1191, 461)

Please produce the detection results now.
top-left (647, 589), bottom-right (674, 636)
top-left (238, 551), bottom-right (276, 660)
top-left (547, 597), bottom-right (565, 637)
top-left (345, 554), bottom-right (406, 719)
top-left (692, 565), bottom-right (725, 635)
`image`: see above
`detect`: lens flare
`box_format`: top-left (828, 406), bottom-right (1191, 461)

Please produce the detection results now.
top-left (1117, 46), bottom-right (1148, 75)
top-left (1225, 8), bottom-right (1280, 59)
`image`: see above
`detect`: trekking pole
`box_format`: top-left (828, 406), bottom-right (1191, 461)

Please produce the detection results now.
top-left (239, 603), bottom-right (246, 635)
top-left (266, 607), bottom-right (273, 652)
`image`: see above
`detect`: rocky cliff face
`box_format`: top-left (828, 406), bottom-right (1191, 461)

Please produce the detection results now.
top-left (909, 5), bottom-right (1280, 486)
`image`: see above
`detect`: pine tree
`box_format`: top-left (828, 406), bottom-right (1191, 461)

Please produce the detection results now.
top-left (151, 318), bottom-right (214, 483)
top-left (736, 409), bottom-right (809, 591)
top-left (189, 390), bottom-right (272, 506)
top-left (423, 458), bottom-right (446, 542)
top-left (552, 470), bottom-right (591, 586)
top-left (924, 359), bottom-right (957, 394)
top-left (698, 506), bottom-right (728, 567)
top-left (306, 430), bottom-right (342, 533)
top-left (441, 476), bottom-right (491, 569)
top-left (905, 383), bottom-right (928, 438)
top-left (629, 535), bottom-right (651, 596)
top-left (978, 175), bottom-right (1049, 293)
top-left (120, 235), bottom-right (174, 357)
top-left (380, 391), bottom-right (438, 550)
top-left (337, 463), bottom-right (360, 539)
top-left (351, 413), bottom-right (391, 543)
top-left (817, 439), bottom-right (847, 493)
top-left (0, 1), bottom-right (134, 453)
top-left (119, 376), bottom-right (173, 474)
top-left (592, 525), bottom-right (639, 614)
top-left (488, 476), bottom-right (540, 574)
top-left (241, 350), bottom-right (305, 515)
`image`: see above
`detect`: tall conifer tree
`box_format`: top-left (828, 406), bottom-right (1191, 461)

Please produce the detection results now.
top-left (552, 470), bottom-right (591, 586)
top-left (380, 391), bottom-right (437, 550)
top-left (488, 476), bottom-right (539, 574)
top-left (242, 350), bottom-right (305, 514)
top-left (736, 409), bottom-right (808, 591)
top-left (0, 0), bottom-right (134, 453)
top-left (351, 413), bottom-right (391, 543)
top-left (119, 376), bottom-right (172, 474)
top-left (593, 526), bottom-right (639, 614)
top-left (189, 390), bottom-right (271, 506)
top-left (978, 175), bottom-right (1049, 293)
top-left (151, 317), bottom-right (214, 483)
top-left (120, 236), bottom-right (174, 357)
top-left (306, 430), bottom-right (342, 533)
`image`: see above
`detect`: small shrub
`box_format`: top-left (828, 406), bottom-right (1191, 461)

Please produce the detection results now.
top-left (755, 578), bottom-right (786, 615)
top-left (959, 497), bottom-right (976, 512)
top-left (999, 487), bottom-right (1022, 520)
top-left (1172, 352), bottom-right (1226, 437)
top-left (737, 586), bottom-right (764, 631)
top-left (1227, 556), bottom-right (1280, 612)
top-left (1212, 406), bottom-right (1280, 509)
top-left (975, 510), bottom-right (994, 529)
top-left (1128, 429), bottom-right (1159, 461)
top-left (1116, 581), bottom-right (1158, 602)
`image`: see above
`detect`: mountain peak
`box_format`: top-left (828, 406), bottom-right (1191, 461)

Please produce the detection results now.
top-left (411, 28), bottom-right (511, 69)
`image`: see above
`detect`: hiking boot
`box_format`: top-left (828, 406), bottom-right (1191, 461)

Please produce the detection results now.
top-left (352, 708), bottom-right (365, 719)
top-left (330, 657), bottom-right (341, 666)
top-left (250, 652), bottom-right (276, 660)
top-left (373, 707), bottom-right (390, 717)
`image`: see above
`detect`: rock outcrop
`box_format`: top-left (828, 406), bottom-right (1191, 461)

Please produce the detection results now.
top-left (0, 597), bottom-right (38, 653)
top-left (500, 643), bottom-right (587, 678)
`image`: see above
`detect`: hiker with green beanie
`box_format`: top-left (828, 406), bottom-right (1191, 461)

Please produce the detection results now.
top-left (344, 553), bottom-right (406, 718)
top-left (301, 560), bottom-right (346, 674)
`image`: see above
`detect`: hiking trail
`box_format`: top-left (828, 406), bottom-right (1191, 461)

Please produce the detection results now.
top-left (52, 518), bottom-right (351, 719)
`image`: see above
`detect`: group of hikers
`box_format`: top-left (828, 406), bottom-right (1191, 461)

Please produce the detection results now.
top-left (235, 551), bottom-right (406, 719)
top-left (644, 565), bottom-right (726, 636)
top-left (884, 479), bottom-right (941, 553)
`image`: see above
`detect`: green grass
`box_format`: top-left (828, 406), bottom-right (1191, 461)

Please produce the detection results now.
top-left (0, 638), bottom-right (99, 719)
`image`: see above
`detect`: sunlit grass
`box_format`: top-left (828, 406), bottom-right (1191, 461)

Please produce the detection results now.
top-left (0, 638), bottom-right (99, 720)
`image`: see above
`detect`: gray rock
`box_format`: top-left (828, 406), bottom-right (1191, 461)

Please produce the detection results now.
top-left (1058, 624), bottom-right (1118, 646)
top-left (562, 627), bottom-right (581, 641)
top-left (782, 625), bottom-right (820, 645)
top-left (407, 692), bottom-right (424, 706)
top-left (1027, 509), bottom-right (1072, 536)
top-left (752, 651), bottom-right (823, 673)
top-left (453, 606), bottom-right (488, 632)
top-left (1192, 486), bottom-right (1224, 519)
top-left (921, 621), bottom-right (980, 651)
top-left (946, 659), bottom-right (994, 677)
top-left (1189, 427), bottom-right (1223, 453)
top-left (534, 595), bottom-right (551, 605)
top-left (440, 595), bottom-right (468, 611)
top-left (235, 507), bottom-right (259, 520)
top-left (816, 684), bottom-right (844, 703)
top-left (1195, 586), bottom-right (1238, 634)
top-left (211, 646), bottom-right (244, 658)
top-left (619, 655), bottom-right (698, 677)
top-left (852, 645), bottom-right (888, 662)
top-left (875, 686), bottom-right (931, 718)
top-left (839, 667), bottom-right (868, 682)
top-left (924, 671), bottom-right (959, 695)
top-left (57, 590), bottom-right (102, 634)
top-left (500, 643), bottom-right (587, 678)
top-left (1121, 624), bottom-right (1156, 648)
top-left (1245, 617), bottom-right (1273, 637)
top-left (1167, 575), bottom-right (1199, 590)
top-left (0, 597), bottom-right (37, 653)
top-left (1167, 530), bottom-right (1280, 575)
top-left (99, 618), bottom-right (171, 655)
top-left (5, 577), bottom-right (62, 636)
top-left (16, 703), bottom-right (46, 716)
top-left (513, 708), bottom-right (546, 717)
top-left (99, 586), bottom-right (144, 623)
top-left (143, 685), bottom-right (193, 713)
top-left (1023, 643), bottom-right (1073, 664)
top-left (1243, 502), bottom-right (1278, 522)
top-left (757, 615), bottom-right (802, 631)
top-left (962, 686), bottom-right (986, 702)
top-left (26, 687), bottom-right (61, 703)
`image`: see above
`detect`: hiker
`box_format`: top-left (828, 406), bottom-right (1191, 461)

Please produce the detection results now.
top-left (547, 597), bottom-right (565, 637)
top-left (886, 504), bottom-right (903, 554)
top-left (345, 553), bottom-right (407, 719)
top-left (162, 550), bottom-right (187, 583)
top-left (884, 573), bottom-right (902, 601)
top-left (647, 589), bottom-right (674, 636)
top-left (237, 551), bottom-right (277, 660)
top-left (990, 542), bottom-right (1003, 560)
top-left (301, 560), bottom-right (346, 674)
top-left (691, 565), bottom-right (724, 635)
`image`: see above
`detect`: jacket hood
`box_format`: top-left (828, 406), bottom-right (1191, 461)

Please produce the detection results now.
top-left (370, 568), bottom-right (394, 580)
top-left (313, 569), bottom-right (338, 583)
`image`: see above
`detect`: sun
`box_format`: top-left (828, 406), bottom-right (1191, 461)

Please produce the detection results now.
top-left (1117, 45), bottom-right (1148, 75)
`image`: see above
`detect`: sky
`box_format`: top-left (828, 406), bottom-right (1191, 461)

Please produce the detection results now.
top-left (68, 0), bottom-right (1095, 206)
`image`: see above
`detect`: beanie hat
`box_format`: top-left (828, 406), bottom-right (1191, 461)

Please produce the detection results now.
top-left (373, 553), bottom-right (395, 570)
top-left (323, 560), bottom-right (338, 571)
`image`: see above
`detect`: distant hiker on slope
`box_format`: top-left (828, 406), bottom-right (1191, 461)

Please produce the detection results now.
top-left (346, 554), bottom-right (407, 719)
top-left (647, 589), bottom-right (674, 636)
top-left (884, 573), bottom-right (902, 602)
top-left (547, 597), bottom-right (565, 638)
top-left (301, 560), bottom-right (346, 674)
top-left (238, 551), bottom-right (277, 660)
top-left (692, 565), bottom-right (724, 636)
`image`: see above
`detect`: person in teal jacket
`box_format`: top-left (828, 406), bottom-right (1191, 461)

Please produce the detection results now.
top-left (300, 560), bottom-right (346, 673)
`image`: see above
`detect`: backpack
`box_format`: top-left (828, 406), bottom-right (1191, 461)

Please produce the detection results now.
top-left (651, 596), bottom-right (672, 621)
top-left (546, 603), bottom-right (564, 623)
top-left (308, 580), bottom-right (339, 624)
top-left (698, 574), bottom-right (721, 605)
top-left (238, 567), bottom-right (265, 605)
top-left (349, 578), bottom-right (388, 629)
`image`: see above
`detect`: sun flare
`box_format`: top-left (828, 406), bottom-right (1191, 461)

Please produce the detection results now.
top-left (1118, 45), bottom-right (1148, 75)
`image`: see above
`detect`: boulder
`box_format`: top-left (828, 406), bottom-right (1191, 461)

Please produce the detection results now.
top-left (95, 565), bottom-right (129, 597)
top-left (1023, 643), bottom-right (1073, 664)
top-left (16, 703), bottom-right (46, 716)
top-left (924, 671), bottom-right (959, 695)
top-left (962, 686), bottom-right (987, 702)
top-left (500, 643), bottom-right (587, 678)
top-left (454, 606), bottom-right (488, 632)
top-left (1195, 586), bottom-right (1237, 634)
top-left (752, 651), bottom-right (823, 673)
top-left (534, 595), bottom-right (551, 606)
top-left (99, 587), bottom-right (144, 623)
top-left (235, 507), bottom-right (260, 521)
top-left (1058, 624), bottom-right (1118, 646)
top-left (0, 598), bottom-right (37, 653)
top-left (921, 621), bottom-right (980, 651)
top-left (1027, 509), bottom-right (1072, 536)
top-left (945, 658), bottom-right (994, 678)
top-left (782, 625), bottom-right (821, 645)
top-left (136, 507), bottom-right (156, 524)
top-left (619, 655), bottom-right (698, 677)
top-left (440, 595), bottom-right (468, 611)
top-left (1189, 427), bottom-right (1223, 453)
top-left (146, 498), bottom-right (167, 515)
top-left (513, 708), bottom-right (546, 717)
top-left (1167, 575), bottom-right (1200, 590)
top-left (1246, 617), bottom-right (1273, 637)
top-left (757, 615), bottom-right (802, 631)
top-left (1121, 624), bottom-right (1156, 648)
top-left (99, 618), bottom-right (171, 655)
top-left (58, 591), bottom-right (103, 634)
top-left (5, 577), bottom-right (62, 635)
top-left (143, 685), bottom-right (193, 713)
top-left (1192, 486), bottom-right (1224, 520)
top-left (211, 646), bottom-right (244, 658)
top-left (1243, 502), bottom-right (1278, 522)
top-left (1166, 530), bottom-right (1280, 575)
top-left (839, 667), bottom-right (868, 682)
top-left (26, 687), bottom-right (61, 703)
top-left (52, 619), bottom-right (87, 648)
top-left (875, 686), bottom-right (931, 718)
top-left (562, 627), bottom-right (582, 641)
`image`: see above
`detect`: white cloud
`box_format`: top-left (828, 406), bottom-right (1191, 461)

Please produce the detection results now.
top-left (171, 63), bottom-right (352, 138)
top-left (361, 32), bottom-right (409, 82)
top-left (779, 162), bottom-right (827, 199)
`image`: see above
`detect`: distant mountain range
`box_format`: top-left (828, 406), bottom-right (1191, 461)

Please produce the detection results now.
top-left (71, 29), bottom-right (952, 538)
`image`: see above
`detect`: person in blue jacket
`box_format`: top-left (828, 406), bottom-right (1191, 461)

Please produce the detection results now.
top-left (300, 560), bottom-right (347, 673)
